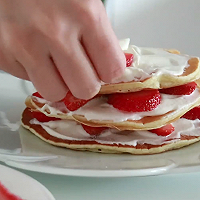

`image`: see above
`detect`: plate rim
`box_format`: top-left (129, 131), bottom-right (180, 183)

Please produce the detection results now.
top-left (0, 163), bottom-right (55, 200)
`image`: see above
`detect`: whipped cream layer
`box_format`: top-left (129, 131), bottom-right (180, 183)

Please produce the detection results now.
top-left (30, 118), bottom-right (200, 147)
top-left (33, 88), bottom-right (200, 122)
top-left (113, 39), bottom-right (192, 83)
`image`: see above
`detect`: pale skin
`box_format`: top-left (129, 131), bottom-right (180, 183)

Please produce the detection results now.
top-left (0, 0), bottom-right (126, 102)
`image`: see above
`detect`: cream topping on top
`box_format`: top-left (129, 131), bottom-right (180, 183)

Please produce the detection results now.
top-left (113, 39), bottom-right (191, 83)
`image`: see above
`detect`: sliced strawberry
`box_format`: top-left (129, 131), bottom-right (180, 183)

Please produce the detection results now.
top-left (82, 124), bottom-right (108, 136)
top-left (107, 89), bottom-right (161, 112)
top-left (181, 106), bottom-right (200, 120)
top-left (32, 92), bottom-right (43, 98)
top-left (31, 111), bottom-right (60, 122)
top-left (125, 53), bottom-right (134, 67)
top-left (150, 124), bottom-right (175, 136)
top-left (63, 91), bottom-right (92, 111)
top-left (160, 82), bottom-right (197, 95)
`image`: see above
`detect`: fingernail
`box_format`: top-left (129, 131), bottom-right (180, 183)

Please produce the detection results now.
top-left (72, 82), bottom-right (101, 100)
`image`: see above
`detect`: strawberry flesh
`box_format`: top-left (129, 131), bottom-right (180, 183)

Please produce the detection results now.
top-left (125, 53), bottom-right (134, 67)
top-left (82, 124), bottom-right (108, 136)
top-left (32, 92), bottom-right (43, 98)
top-left (160, 82), bottom-right (197, 95)
top-left (63, 91), bottom-right (91, 111)
top-left (181, 106), bottom-right (200, 120)
top-left (150, 124), bottom-right (175, 136)
top-left (107, 89), bottom-right (161, 112)
top-left (31, 111), bottom-right (60, 122)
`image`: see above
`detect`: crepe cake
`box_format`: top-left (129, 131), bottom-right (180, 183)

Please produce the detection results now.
top-left (21, 39), bottom-right (200, 154)
top-left (25, 80), bottom-right (200, 131)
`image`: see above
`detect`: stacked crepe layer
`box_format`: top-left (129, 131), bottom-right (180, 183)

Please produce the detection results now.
top-left (25, 83), bottom-right (200, 130)
top-left (21, 39), bottom-right (200, 154)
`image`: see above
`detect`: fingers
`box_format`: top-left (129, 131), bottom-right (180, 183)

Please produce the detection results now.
top-left (9, 31), bottom-right (68, 102)
top-left (81, 2), bottom-right (126, 83)
top-left (19, 55), bottom-right (68, 102)
top-left (0, 58), bottom-right (29, 80)
top-left (49, 38), bottom-right (101, 100)
top-left (0, 45), bottom-right (29, 80)
top-left (0, 0), bottom-right (125, 102)
top-left (25, 56), bottom-right (68, 102)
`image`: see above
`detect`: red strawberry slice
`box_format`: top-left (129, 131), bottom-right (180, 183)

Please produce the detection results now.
top-left (125, 53), bottom-right (134, 67)
top-left (150, 124), bottom-right (175, 136)
top-left (31, 111), bottom-right (60, 122)
top-left (82, 124), bottom-right (108, 136)
top-left (63, 91), bottom-right (92, 111)
top-left (107, 89), bottom-right (161, 112)
top-left (32, 92), bottom-right (43, 98)
top-left (160, 82), bottom-right (197, 95)
top-left (181, 106), bottom-right (200, 120)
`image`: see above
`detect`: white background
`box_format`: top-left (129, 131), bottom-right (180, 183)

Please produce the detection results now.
top-left (107, 0), bottom-right (200, 56)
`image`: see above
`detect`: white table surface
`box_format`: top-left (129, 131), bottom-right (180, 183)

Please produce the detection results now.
top-left (1, 161), bottom-right (200, 200)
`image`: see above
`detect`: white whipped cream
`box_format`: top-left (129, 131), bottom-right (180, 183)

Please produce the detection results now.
top-left (33, 97), bottom-right (68, 115)
top-left (119, 38), bottom-right (130, 51)
top-left (73, 89), bottom-right (200, 121)
top-left (30, 118), bottom-right (200, 147)
top-left (33, 88), bottom-right (200, 122)
top-left (113, 39), bottom-right (192, 83)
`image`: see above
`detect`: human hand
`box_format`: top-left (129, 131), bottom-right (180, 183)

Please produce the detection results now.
top-left (0, 0), bottom-right (125, 101)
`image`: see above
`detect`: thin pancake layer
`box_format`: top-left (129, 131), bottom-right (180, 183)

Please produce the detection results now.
top-left (25, 84), bottom-right (200, 130)
top-left (21, 108), bottom-right (200, 155)
top-left (100, 53), bottom-right (200, 94)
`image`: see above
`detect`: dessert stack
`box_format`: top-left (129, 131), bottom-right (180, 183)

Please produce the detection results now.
top-left (21, 39), bottom-right (200, 154)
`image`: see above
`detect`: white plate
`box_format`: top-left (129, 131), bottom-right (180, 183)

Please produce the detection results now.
top-left (1, 73), bottom-right (200, 177)
top-left (0, 164), bottom-right (55, 200)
